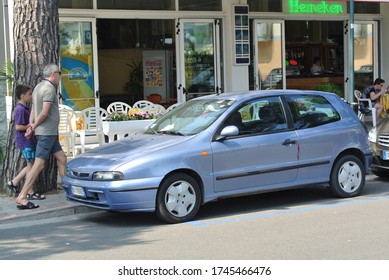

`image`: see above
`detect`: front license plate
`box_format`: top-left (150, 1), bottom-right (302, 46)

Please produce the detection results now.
top-left (383, 150), bottom-right (389, 160)
top-left (71, 186), bottom-right (86, 197)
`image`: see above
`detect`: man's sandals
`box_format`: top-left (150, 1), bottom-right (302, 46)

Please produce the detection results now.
top-left (17, 201), bottom-right (39, 210)
top-left (27, 192), bottom-right (46, 200)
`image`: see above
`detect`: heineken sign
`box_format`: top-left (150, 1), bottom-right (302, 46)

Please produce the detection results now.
top-left (289, 0), bottom-right (344, 15)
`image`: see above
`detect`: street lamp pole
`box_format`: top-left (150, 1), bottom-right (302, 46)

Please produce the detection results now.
top-left (348, 0), bottom-right (355, 106)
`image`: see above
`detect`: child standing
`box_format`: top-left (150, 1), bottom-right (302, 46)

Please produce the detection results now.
top-left (6, 84), bottom-right (45, 208)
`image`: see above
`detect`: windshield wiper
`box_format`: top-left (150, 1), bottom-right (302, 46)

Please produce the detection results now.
top-left (160, 130), bottom-right (186, 136)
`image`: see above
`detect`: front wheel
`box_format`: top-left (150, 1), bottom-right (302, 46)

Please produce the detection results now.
top-left (156, 173), bottom-right (201, 223)
top-left (329, 155), bottom-right (365, 198)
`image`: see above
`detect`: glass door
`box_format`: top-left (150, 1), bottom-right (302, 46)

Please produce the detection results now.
top-left (253, 20), bottom-right (285, 90)
top-left (59, 18), bottom-right (99, 110)
top-left (176, 19), bottom-right (221, 102)
top-left (345, 21), bottom-right (378, 98)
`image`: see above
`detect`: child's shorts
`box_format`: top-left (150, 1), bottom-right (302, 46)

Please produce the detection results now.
top-left (21, 146), bottom-right (35, 163)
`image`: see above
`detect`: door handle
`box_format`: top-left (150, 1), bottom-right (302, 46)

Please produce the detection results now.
top-left (282, 139), bottom-right (297, 145)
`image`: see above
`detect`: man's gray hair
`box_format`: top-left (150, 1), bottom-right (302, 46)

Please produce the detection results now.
top-left (42, 63), bottom-right (59, 78)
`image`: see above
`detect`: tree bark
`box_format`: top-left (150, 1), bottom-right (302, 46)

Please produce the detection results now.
top-left (1, 0), bottom-right (59, 194)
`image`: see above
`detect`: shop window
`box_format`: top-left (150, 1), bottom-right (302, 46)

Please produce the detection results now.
top-left (286, 21), bottom-right (343, 45)
top-left (247, 0), bottom-right (282, 12)
top-left (284, 21), bottom-right (344, 93)
top-left (97, 0), bottom-right (174, 10)
top-left (97, 19), bottom-right (175, 49)
top-left (59, 0), bottom-right (92, 9)
top-left (347, 2), bottom-right (380, 14)
top-left (96, 19), bottom-right (176, 108)
top-left (179, 0), bottom-right (221, 11)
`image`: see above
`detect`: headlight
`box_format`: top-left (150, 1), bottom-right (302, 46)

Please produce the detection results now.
top-left (93, 171), bottom-right (124, 181)
top-left (368, 127), bottom-right (377, 143)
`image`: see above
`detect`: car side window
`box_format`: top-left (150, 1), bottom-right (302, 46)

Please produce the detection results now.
top-left (224, 96), bottom-right (287, 135)
top-left (286, 95), bottom-right (341, 129)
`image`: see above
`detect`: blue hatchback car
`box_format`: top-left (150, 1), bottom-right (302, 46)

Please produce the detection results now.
top-left (63, 90), bottom-right (372, 223)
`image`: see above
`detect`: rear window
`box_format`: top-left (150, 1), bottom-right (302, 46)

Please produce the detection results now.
top-left (286, 95), bottom-right (341, 129)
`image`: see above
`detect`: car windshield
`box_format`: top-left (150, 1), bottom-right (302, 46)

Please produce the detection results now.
top-left (145, 99), bottom-right (235, 136)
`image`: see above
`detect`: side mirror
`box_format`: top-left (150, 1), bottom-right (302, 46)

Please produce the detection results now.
top-left (216, 125), bottom-right (239, 141)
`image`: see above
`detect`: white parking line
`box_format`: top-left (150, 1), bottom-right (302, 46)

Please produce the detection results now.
top-left (187, 195), bottom-right (389, 227)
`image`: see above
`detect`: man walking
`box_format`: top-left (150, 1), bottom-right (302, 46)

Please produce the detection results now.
top-left (16, 63), bottom-right (67, 209)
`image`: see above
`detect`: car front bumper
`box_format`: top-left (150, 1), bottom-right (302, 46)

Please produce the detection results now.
top-left (370, 154), bottom-right (389, 173)
top-left (62, 176), bottom-right (160, 212)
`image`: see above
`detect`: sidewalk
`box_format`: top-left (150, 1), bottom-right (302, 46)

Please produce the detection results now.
top-left (0, 148), bottom-right (105, 225)
top-left (0, 189), bottom-right (99, 224)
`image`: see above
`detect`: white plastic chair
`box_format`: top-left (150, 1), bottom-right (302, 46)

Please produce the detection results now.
top-left (59, 104), bottom-right (74, 111)
top-left (141, 103), bottom-right (166, 115)
top-left (107, 101), bottom-right (132, 114)
top-left (165, 103), bottom-right (181, 112)
top-left (59, 108), bottom-right (75, 156)
top-left (133, 100), bottom-right (154, 109)
top-left (73, 107), bottom-right (108, 154)
top-left (355, 90), bottom-right (376, 127)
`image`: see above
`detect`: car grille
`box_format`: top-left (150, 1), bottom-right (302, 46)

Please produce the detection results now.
top-left (69, 170), bottom-right (90, 179)
top-left (67, 197), bottom-right (109, 209)
top-left (378, 134), bottom-right (389, 147)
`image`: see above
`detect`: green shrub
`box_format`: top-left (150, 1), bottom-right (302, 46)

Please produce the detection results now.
top-left (314, 83), bottom-right (344, 98)
top-left (0, 60), bottom-right (14, 96)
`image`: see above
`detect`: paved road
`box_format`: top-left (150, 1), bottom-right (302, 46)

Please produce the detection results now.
top-left (1, 175), bottom-right (389, 260)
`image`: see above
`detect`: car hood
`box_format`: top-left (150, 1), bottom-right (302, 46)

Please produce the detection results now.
top-left (68, 134), bottom-right (193, 170)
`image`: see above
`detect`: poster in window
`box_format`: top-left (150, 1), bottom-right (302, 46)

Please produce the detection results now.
top-left (234, 5), bottom-right (250, 65)
top-left (144, 58), bottom-right (163, 87)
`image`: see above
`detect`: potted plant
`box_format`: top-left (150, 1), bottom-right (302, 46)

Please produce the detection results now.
top-left (102, 108), bottom-right (160, 142)
top-left (123, 60), bottom-right (143, 105)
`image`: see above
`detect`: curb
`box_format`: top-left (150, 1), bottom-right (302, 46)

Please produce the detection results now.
top-left (0, 203), bottom-right (101, 224)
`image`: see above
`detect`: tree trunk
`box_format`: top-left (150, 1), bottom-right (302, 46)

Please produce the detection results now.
top-left (1, 0), bottom-right (59, 194)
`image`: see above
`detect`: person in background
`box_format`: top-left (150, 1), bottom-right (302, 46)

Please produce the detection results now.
top-left (15, 64), bottom-right (67, 210)
top-left (310, 56), bottom-right (323, 75)
top-left (363, 78), bottom-right (385, 123)
top-left (6, 84), bottom-right (46, 201)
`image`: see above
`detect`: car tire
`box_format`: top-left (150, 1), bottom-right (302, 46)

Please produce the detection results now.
top-left (329, 155), bottom-right (365, 198)
top-left (156, 173), bottom-right (201, 223)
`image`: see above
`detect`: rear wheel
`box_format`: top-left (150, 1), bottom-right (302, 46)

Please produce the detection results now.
top-left (330, 155), bottom-right (365, 198)
top-left (156, 173), bottom-right (201, 223)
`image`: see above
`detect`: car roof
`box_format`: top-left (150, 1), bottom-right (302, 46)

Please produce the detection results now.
top-left (193, 90), bottom-right (337, 102)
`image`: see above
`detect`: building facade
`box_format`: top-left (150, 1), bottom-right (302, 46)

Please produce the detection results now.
top-left (1, 0), bottom-right (389, 110)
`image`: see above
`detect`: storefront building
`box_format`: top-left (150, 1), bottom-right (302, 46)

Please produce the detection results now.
top-left (2, 0), bottom-right (389, 110)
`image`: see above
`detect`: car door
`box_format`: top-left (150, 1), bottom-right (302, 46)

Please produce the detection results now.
top-left (211, 96), bottom-right (299, 193)
top-left (285, 94), bottom-right (343, 183)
